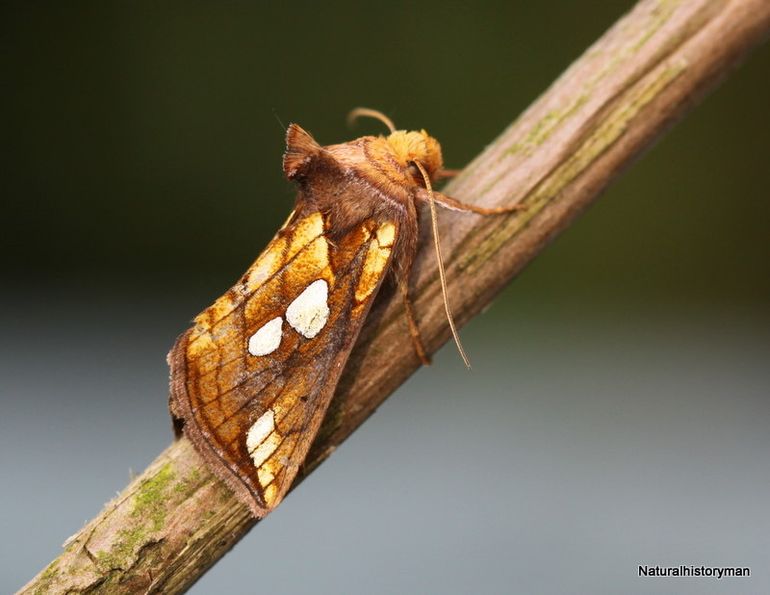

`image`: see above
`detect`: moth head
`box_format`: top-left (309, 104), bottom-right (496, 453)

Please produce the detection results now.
top-left (385, 129), bottom-right (444, 183)
top-left (346, 108), bottom-right (444, 184)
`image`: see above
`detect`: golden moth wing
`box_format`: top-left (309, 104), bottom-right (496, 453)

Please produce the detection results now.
top-left (169, 211), bottom-right (397, 516)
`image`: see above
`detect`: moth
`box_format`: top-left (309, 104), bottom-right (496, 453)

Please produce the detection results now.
top-left (168, 109), bottom-right (518, 517)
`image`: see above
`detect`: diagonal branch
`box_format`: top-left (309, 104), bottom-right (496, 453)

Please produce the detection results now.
top-left (21, 1), bottom-right (770, 593)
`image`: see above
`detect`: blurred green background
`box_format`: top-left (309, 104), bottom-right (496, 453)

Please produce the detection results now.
top-left (5, 1), bottom-right (768, 304)
top-left (3, 2), bottom-right (769, 594)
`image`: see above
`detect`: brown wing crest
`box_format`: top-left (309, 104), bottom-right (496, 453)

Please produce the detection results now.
top-left (169, 210), bottom-right (396, 516)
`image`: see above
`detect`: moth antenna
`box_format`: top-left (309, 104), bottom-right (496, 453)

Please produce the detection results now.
top-left (347, 107), bottom-right (397, 134)
top-left (272, 109), bottom-right (287, 132)
top-left (412, 160), bottom-right (471, 369)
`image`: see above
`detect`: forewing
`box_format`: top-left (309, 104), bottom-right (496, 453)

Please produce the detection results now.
top-left (169, 211), bottom-right (396, 516)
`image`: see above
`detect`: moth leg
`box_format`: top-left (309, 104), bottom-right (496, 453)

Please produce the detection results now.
top-left (400, 282), bottom-right (431, 366)
top-left (418, 188), bottom-right (525, 215)
top-left (436, 168), bottom-right (461, 180)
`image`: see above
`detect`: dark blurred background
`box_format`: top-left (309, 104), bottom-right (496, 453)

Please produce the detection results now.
top-left (2, 2), bottom-right (768, 594)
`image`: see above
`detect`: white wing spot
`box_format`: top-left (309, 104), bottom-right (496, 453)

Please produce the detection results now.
top-left (247, 316), bottom-right (283, 356)
top-left (286, 279), bottom-right (329, 339)
top-left (246, 410), bottom-right (275, 454)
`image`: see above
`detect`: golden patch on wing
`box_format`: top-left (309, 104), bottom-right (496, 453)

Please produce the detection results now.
top-left (187, 330), bottom-right (216, 358)
top-left (245, 409), bottom-right (286, 507)
top-left (287, 233), bottom-right (331, 284)
top-left (194, 292), bottom-right (237, 329)
top-left (243, 235), bottom-right (332, 326)
top-left (376, 221), bottom-right (396, 248)
top-left (192, 212), bottom-right (327, 337)
top-left (185, 329), bottom-right (223, 379)
top-left (250, 430), bottom-right (282, 467)
top-left (355, 221), bottom-right (395, 302)
top-left (286, 212), bottom-right (325, 261)
top-left (244, 364), bottom-right (321, 507)
top-left (244, 237), bottom-right (286, 292)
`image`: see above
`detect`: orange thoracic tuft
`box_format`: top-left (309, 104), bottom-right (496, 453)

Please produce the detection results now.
top-left (384, 130), bottom-right (444, 179)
